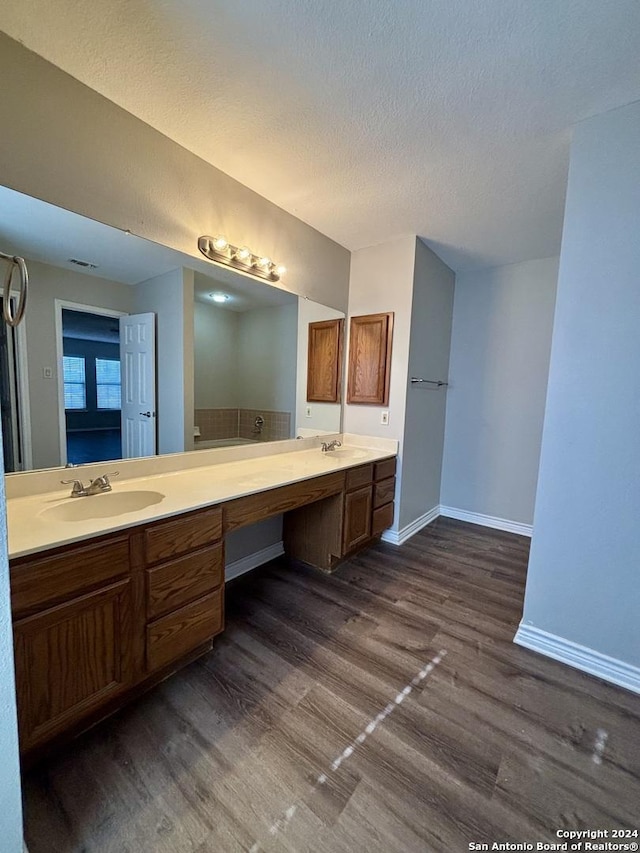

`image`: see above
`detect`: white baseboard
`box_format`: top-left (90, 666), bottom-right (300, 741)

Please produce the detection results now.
top-left (381, 505), bottom-right (440, 546)
top-left (439, 505), bottom-right (532, 537)
top-left (514, 624), bottom-right (640, 695)
top-left (222, 503), bottom-right (527, 570)
top-left (225, 542), bottom-right (285, 581)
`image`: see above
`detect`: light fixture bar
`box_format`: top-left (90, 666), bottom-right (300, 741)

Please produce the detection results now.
top-left (198, 236), bottom-right (286, 282)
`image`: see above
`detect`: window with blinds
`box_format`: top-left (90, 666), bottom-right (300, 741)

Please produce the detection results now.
top-left (96, 358), bottom-right (121, 410)
top-left (63, 356), bottom-right (87, 410)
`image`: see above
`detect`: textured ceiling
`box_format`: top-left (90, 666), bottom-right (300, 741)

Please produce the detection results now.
top-left (3, 1), bottom-right (640, 271)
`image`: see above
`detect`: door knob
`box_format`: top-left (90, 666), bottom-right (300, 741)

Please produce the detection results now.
top-left (139, 411), bottom-right (152, 417)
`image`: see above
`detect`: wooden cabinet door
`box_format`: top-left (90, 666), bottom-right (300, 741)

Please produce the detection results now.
top-left (307, 318), bottom-right (344, 403)
top-left (342, 485), bottom-right (373, 554)
top-left (346, 312), bottom-right (393, 405)
top-left (13, 579), bottom-right (133, 751)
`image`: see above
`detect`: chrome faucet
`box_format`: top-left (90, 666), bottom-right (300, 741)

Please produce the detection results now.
top-left (321, 440), bottom-right (342, 452)
top-left (61, 471), bottom-right (119, 497)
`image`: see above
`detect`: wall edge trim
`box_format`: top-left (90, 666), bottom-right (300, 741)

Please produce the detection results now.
top-left (439, 505), bottom-right (532, 537)
top-left (514, 624), bottom-right (640, 695)
top-left (225, 542), bottom-right (285, 581)
top-left (381, 505), bottom-right (440, 546)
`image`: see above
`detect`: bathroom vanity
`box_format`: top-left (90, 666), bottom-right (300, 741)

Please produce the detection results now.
top-left (7, 437), bottom-right (396, 763)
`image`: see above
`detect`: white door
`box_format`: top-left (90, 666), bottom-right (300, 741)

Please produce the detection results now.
top-left (120, 313), bottom-right (156, 458)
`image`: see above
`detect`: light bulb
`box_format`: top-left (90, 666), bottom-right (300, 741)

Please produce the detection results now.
top-left (236, 246), bottom-right (252, 263)
top-left (210, 293), bottom-right (229, 303)
top-left (258, 256), bottom-right (271, 269)
top-left (212, 236), bottom-right (228, 251)
top-left (275, 264), bottom-right (286, 277)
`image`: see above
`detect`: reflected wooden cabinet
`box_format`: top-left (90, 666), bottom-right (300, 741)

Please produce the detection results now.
top-left (307, 318), bottom-right (344, 403)
top-left (346, 312), bottom-right (394, 406)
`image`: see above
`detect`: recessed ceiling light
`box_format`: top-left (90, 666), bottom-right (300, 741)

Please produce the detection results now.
top-left (210, 292), bottom-right (229, 303)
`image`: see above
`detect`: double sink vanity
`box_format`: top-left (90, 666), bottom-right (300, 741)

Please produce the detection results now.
top-left (6, 433), bottom-right (397, 764)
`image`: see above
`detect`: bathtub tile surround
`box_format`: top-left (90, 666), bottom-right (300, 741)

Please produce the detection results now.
top-left (195, 408), bottom-right (239, 441)
top-left (194, 408), bottom-right (292, 443)
top-left (239, 409), bottom-right (291, 442)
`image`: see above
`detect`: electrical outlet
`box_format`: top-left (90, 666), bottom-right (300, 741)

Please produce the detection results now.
top-left (381, 411), bottom-right (389, 425)
top-left (305, 406), bottom-right (312, 418)
top-left (43, 367), bottom-right (53, 379)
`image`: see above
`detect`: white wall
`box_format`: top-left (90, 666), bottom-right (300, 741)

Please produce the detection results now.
top-left (519, 101), bottom-right (640, 680)
top-left (343, 236), bottom-right (416, 533)
top-left (295, 299), bottom-right (344, 435)
top-left (343, 235), bottom-right (416, 441)
top-left (225, 517), bottom-right (283, 567)
top-left (0, 437), bottom-right (23, 851)
top-left (23, 260), bottom-right (133, 469)
top-left (193, 302), bottom-right (239, 409)
top-left (344, 236), bottom-right (454, 536)
top-left (400, 239), bottom-right (454, 528)
top-left (134, 268), bottom-right (194, 454)
top-left (236, 303), bottom-right (298, 419)
top-left (441, 257), bottom-right (558, 525)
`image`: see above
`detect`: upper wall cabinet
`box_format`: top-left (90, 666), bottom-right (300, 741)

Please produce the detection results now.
top-left (346, 312), bottom-right (394, 406)
top-left (307, 318), bottom-right (344, 403)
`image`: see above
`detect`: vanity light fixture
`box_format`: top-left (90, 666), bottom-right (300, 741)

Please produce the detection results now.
top-left (198, 235), bottom-right (285, 282)
top-left (212, 236), bottom-right (229, 252)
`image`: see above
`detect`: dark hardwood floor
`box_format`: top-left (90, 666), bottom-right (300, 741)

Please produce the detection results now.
top-left (22, 518), bottom-right (640, 852)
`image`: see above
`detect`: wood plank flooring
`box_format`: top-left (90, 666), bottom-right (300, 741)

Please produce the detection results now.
top-left (22, 518), bottom-right (640, 852)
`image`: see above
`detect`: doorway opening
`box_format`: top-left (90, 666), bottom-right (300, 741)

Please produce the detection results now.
top-left (59, 307), bottom-right (123, 465)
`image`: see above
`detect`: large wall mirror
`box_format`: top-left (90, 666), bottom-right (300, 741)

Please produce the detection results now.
top-left (0, 185), bottom-right (344, 474)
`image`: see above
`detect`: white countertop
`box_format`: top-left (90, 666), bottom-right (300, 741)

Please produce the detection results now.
top-left (7, 436), bottom-right (397, 560)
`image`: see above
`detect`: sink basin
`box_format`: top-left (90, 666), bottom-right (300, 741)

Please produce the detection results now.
top-left (321, 448), bottom-right (369, 461)
top-left (41, 490), bottom-right (165, 522)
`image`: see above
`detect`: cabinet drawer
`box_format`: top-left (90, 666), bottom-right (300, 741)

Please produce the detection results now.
top-left (11, 535), bottom-right (130, 618)
top-left (147, 590), bottom-right (223, 672)
top-left (345, 464), bottom-right (373, 491)
top-left (372, 502), bottom-right (394, 536)
top-left (145, 506), bottom-right (222, 565)
top-left (147, 544), bottom-right (223, 621)
top-left (374, 457), bottom-right (396, 482)
top-left (373, 477), bottom-right (396, 509)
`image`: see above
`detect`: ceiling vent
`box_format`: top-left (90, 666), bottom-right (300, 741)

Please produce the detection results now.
top-left (68, 258), bottom-right (99, 269)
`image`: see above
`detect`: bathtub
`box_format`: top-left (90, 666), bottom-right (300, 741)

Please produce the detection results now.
top-left (192, 437), bottom-right (259, 450)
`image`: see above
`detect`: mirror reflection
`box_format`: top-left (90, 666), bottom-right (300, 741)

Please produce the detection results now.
top-left (193, 272), bottom-right (297, 448)
top-left (0, 185), bottom-right (344, 474)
